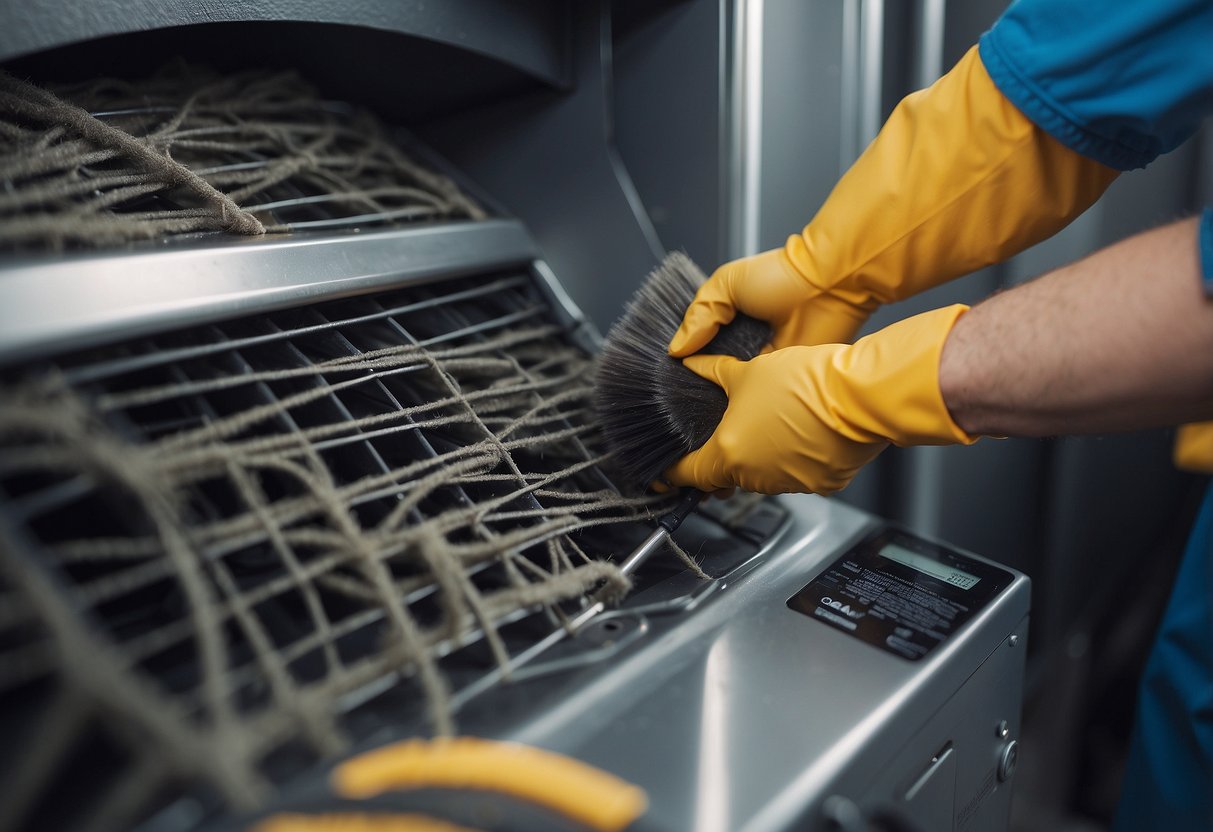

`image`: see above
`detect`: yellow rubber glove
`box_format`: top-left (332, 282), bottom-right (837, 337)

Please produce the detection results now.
top-left (669, 45), bottom-right (1118, 357)
top-left (1174, 422), bottom-right (1213, 474)
top-left (664, 306), bottom-right (976, 495)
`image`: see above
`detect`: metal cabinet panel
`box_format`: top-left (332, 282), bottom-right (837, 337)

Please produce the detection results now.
top-left (0, 0), bottom-right (571, 85)
top-left (755, 0), bottom-right (849, 252)
top-left (612, 1), bottom-right (725, 267)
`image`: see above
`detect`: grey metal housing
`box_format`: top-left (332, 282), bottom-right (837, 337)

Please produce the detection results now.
top-left (0, 2), bottom-right (1036, 830)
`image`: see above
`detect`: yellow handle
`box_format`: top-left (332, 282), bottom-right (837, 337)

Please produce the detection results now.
top-left (255, 813), bottom-right (478, 832)
top-left (331, 737), bottom-right (647, 832)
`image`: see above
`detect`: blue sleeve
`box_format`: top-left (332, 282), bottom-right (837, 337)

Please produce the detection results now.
top-left (1202, 207), bottom-right (1213, 296)
top-left (979, 0), bottom-right (1213, 171)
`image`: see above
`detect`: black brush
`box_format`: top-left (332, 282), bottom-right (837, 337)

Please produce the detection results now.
top-left (594, 252), bottom-right (772, 488)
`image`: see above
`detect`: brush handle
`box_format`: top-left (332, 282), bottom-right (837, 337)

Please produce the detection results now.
top-left (658, 489), bottom-right (705, 534)
top-left (617, 490), bottom-right (704, 579)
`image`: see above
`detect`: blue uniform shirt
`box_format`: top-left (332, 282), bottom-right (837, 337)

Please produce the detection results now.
top-left (981, 1), bottom-right (1213, 827)
top-left (980, 0), bottom-right (1213, 289)
top-left (1115, 483), bottom-right (1213, 830)
top-left (979, 0), bottom-right (1213, 171)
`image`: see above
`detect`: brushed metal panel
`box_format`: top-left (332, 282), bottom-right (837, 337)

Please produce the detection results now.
top-left (0, 220), bottom-right (538, 364)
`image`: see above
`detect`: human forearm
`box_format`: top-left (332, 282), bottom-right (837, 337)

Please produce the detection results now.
top-left (666, 217), bottom-right (1213, 497)
top-left (939, 217), bottom-right (1213, 437)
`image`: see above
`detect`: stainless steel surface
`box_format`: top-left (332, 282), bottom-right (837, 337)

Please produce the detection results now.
top-left (906, 447), bottom-right (947, 538)
top-left (0, 0), bottom-right (568, 85)
top-left (859, 0), bottom-right (886, 148)
top-left (453, 494), bottom-right (1031, 831)
top-left (723, 0), bottom-right (765, 259)
top-left (418, 1), bottom-right (668, 334)
top-left (821, 795), bottom-right (865, 831)
top-left (856, 614), bottom-right (1030, 832)
top-left (530, 258), bottom-right (601, 346)
top-left (840, 0), bottom-right (861, 172)
top-left (618, 527), bottom-right (675, 579)
top-left (905, 743), bottom-right (954, 800)
top-left (750, 0), bottom-right (851, 254)
top-left (609, 0), bottom-right (728, 267)
top-left (901, 742), bottom-right (956, 828)
top-left (0, 219), bottom-right (536, 364)
top-left (598, 3), bottom-right (665, 264)
top-left (916, 0), bottom-right (947, 88)
top-left (836, 0), bottom-right (887, 170)
top-left (0, 6), bottom-right (1041, 826)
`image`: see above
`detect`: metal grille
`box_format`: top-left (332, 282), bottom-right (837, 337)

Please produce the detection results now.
top-left (0, 65), bottom-right (485, 251)
top-left (0, 268), bottom-right (719, 831)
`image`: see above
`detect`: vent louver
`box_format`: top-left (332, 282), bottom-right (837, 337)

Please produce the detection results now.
top-left (0, 65), bottom-right (485, 252)
top-left (0, 267), bottom-right (738, 831)
top-left (0, 59), bottom-right (784, 832)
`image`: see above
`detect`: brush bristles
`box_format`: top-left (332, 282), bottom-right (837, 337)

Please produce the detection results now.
top-left (594, 252), bottom-right (771, 488)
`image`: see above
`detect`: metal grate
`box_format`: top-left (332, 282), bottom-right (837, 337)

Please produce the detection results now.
top-left (0, 65), bottom-right (485, 252)
top-left (0, 266), bottom-right (753, 831)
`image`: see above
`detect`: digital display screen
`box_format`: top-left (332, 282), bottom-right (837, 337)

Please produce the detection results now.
top-left (880, 543), bottom-right (980, 590)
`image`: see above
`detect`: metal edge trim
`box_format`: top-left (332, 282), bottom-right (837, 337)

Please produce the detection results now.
top-left (840, 0), bottom-right (860, 172)
top-left (597, 0), bottom-right (665, 263)
top-left (0, 219), bottom-right (539, 366)
top-left (916, 0), bottom-right (947, 90)
top-left (859, 0), bottom-right (886, 148)
top-left (722, 0), bottom-right (764, 260)
top-left (0, 0), bottom-right (569, 87)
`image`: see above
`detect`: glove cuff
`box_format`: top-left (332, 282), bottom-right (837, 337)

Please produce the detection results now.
top-left (785, 46), bottom-right (1116, 309)
top-left (834, 305), bottom-right (978, 447)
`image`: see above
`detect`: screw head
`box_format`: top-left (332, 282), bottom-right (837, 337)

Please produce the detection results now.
top-left (1009, 634), bottom-right (1020, 647)
top-left (996, 720), bottom-right (1009, 739)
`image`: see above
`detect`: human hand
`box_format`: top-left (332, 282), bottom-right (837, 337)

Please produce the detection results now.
top-left (664, 305), bottom-right (976, 495)
top-left (667, 248), bottom-right (877, 358)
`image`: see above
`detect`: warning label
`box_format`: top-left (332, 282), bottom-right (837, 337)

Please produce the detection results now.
top-left (787, 530), bottom-right (1011, 661)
